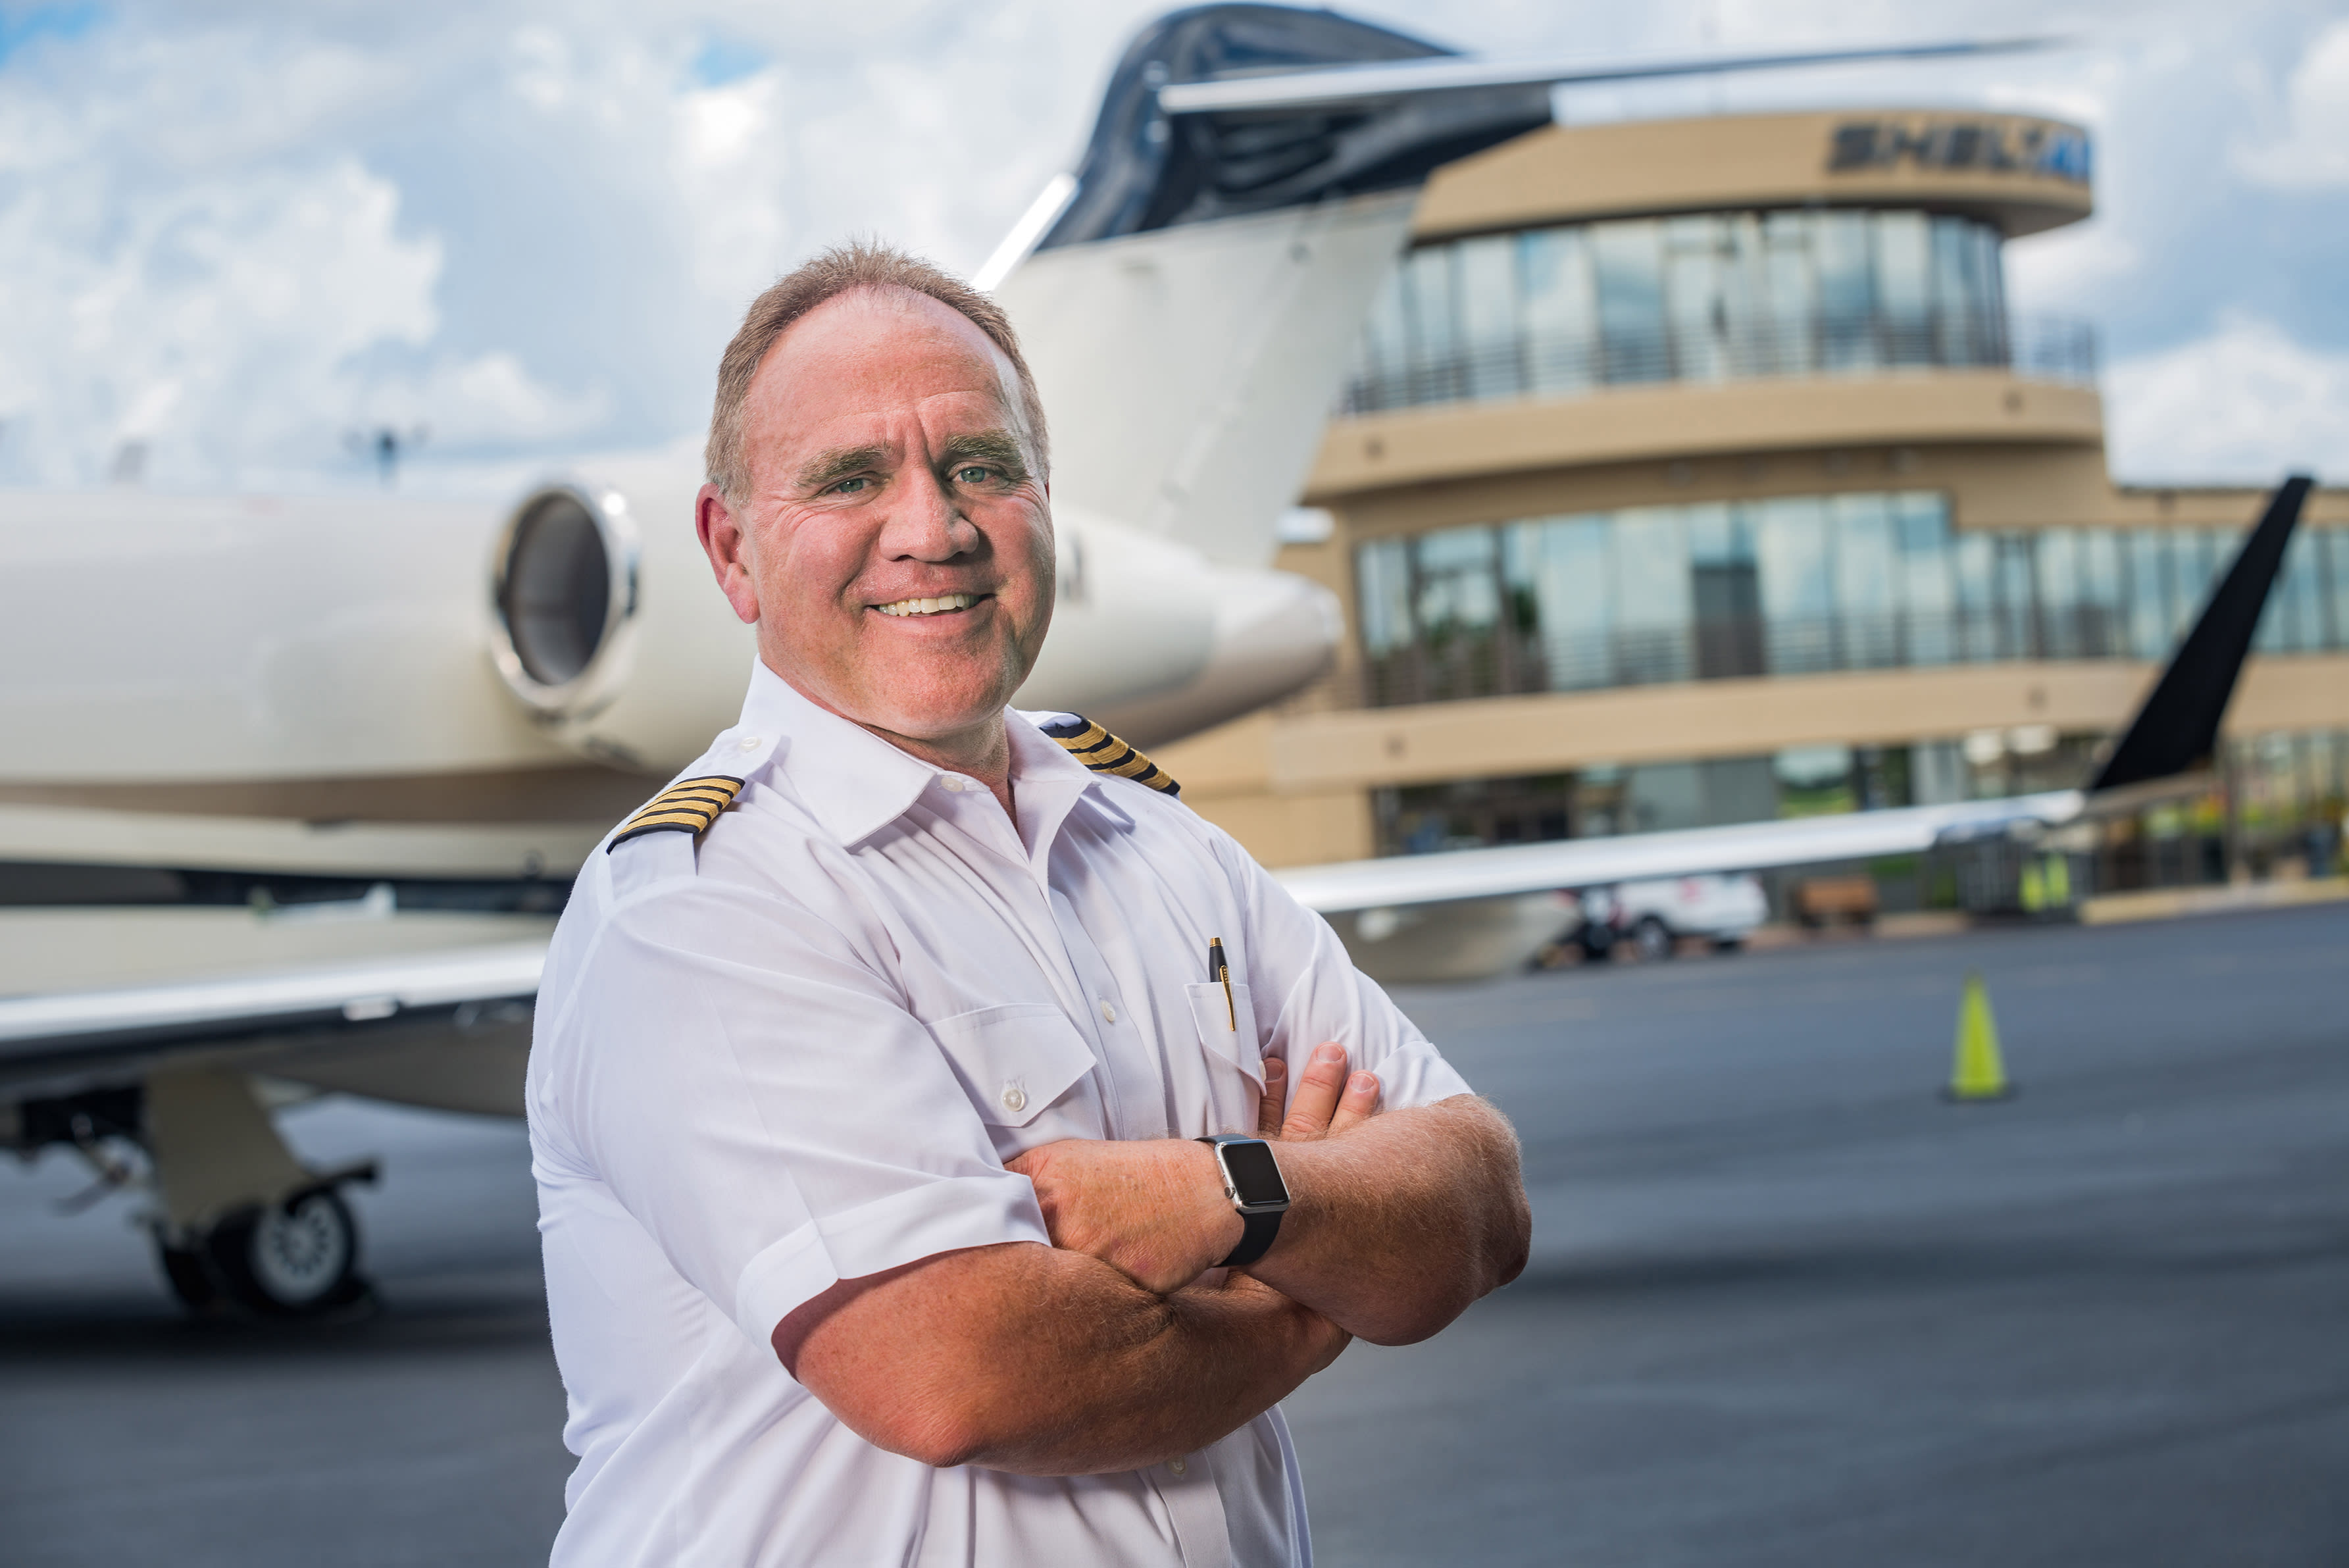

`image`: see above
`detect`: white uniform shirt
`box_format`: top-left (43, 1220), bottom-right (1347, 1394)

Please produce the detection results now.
top-left (528, 661), bottom-right (1473, 1567)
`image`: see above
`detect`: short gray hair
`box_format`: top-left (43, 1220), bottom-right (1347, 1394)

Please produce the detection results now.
top-left (704, 240), bottom-right (1049, 505)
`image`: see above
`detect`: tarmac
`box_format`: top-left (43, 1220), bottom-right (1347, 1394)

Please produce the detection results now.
top-left (2, 902), bottom-right (2344, 1566)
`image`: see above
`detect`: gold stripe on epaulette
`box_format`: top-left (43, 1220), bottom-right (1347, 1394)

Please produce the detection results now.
top-left (1042, 717), bottom-right (1179, 796)
top-left (609, 774), bottom-right (746, 851)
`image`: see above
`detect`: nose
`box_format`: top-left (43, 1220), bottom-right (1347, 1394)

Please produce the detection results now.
top-left (878, 464), bottom-right (980, 563)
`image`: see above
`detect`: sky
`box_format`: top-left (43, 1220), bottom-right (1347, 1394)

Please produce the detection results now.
top-left (0, 0), bottom-right (2342, 497)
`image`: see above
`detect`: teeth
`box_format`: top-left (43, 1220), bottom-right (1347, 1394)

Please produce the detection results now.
top-left (876, 594), bottom-right (978, 617)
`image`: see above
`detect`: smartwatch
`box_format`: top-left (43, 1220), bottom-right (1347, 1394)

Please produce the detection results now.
top-left (1196, 1134), bottom-right (1291, 1267)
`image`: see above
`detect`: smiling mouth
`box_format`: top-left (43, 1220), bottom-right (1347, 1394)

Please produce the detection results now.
top-left (872, 593), bottom-right (984, 618)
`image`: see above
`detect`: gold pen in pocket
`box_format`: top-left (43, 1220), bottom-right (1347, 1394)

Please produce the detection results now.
top-left (1207, 937), bottom-right (1235, 1030)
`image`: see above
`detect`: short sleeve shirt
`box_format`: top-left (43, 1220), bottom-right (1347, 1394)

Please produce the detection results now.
top-left (527, 661), bottom-right (1473, 1567)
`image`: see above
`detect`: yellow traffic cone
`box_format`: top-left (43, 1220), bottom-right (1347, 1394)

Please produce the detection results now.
top-left (1945, 972), bottom-right (2014, 1101)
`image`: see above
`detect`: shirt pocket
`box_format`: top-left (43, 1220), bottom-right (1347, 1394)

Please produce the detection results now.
top-left (1184, 980), bottom-right (1263, 1094)
top-left (924, 1003), bottom-right (1102, 1144)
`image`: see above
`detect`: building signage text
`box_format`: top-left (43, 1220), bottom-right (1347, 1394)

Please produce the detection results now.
top-left (1827, 119), bottom-right (2092, 185)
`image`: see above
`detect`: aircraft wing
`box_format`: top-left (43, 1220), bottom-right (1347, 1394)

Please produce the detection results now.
top-left (1154, 38), bottom-right (2054, 116)
top-left (0, 941), bottom-right (545, 1102)
top-left (1274, 791), bottom-right (2083, 914)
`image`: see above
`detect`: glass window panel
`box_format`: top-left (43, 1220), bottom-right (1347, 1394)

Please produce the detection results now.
top-left (1413, 525), bottom-right (1500, 638)
top-left (1756, 496), bottom-right (1834, 673)
top-left (1611, 505), bottom-right (1691, 682)
top-left (1663, 215), bottom-right (1729, 382)
top-left (1873, 211), bottom-right (1932, 365)
top-left (2127, 531), bottom-right (2170, 659)
top-left (1455, 235), bottom-right (1521, 402)
top-left (1401, 245), bottom-right (1457, 399)
top-left (1995, 536), bottom-right (2035, 659)
top-left (1895, 492), bottom-right (1954, 665)
top-left (1525, 515), bottom-right (1613, 690)
top-left (1355, 278), bottom-right (1411, 409)
top-left (2164, 531), bottom-right (2207, 641)
top-left (1715, 214), bottom-right (1766, 370)
top-left (1814, 211), bottom-right (1877, 370)
top-left (1761, 211), bottom-right (1818, 376)
top-left (2267, 528), bottom-right (2326, 653)
top-left (1518, 226), bottom-right (1596, 397)
top-left (1832, 493), bottom-right (1898, 667)
top-left (1954, 530), bottom-right (1998, 662)
top-left (2036, 529), bottom-right (2081, 657)
top-left (1686, 501), bottom-right (1752, 566)
top-left (2325, 530), bottom-right (2349, 649)
top-left (2080, 528), bottom-right (2125, 657)
top-left (1355, 538), bottom-right (1413, 657)
top-left (1591, 219), bottom-right (1669, 384)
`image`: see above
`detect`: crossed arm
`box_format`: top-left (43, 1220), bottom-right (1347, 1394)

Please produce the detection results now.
top-left (773, 1046), bottom-right (1530, 1475)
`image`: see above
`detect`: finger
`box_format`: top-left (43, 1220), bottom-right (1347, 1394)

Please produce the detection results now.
top-left (1256, 1057), bottom-right (1288, 1137)
top-left (1280, 1042), bottom-right (1350, 1141)
top-left (1325, 1071), bottom-right (1382, 1137)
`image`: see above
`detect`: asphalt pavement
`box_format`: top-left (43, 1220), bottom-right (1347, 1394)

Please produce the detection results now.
top-left (2, 903), bottom-right (2344, 1566)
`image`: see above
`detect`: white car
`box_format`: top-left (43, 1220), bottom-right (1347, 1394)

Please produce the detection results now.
top-left (1576, 874), bottom-right (1769, 961)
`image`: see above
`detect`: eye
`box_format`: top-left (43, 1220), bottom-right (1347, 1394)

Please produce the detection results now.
top-left (953, 465), bottom-right (995, 485)
top-left (827, 476), bottom-right (871, 495)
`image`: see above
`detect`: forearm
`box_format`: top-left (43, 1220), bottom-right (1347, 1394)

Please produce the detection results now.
top-left (782, 1241), bottom-right (1344, 1476)
top-left (1252, 1096), bottom-right (1530, 1345)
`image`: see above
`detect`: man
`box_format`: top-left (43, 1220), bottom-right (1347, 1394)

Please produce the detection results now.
top-left (528, 241), bottom-right (1530, 1566)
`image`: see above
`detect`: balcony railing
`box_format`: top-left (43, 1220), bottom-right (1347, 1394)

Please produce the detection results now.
top-left (1337, 312), bottom-right (2098, 418)
top-left (1335, 605), bottom-right (2139, 711)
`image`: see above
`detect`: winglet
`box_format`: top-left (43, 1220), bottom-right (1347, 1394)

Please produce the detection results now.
top-left (2088, 475), bottom-right (2314, 794)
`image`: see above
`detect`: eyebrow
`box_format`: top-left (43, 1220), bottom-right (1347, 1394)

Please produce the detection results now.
top-left (940, 430), bottom-right (1030, 482)
top-left (795, 443), bottom-right (889, 493)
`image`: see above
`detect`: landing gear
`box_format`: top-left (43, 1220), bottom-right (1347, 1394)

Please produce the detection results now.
top-left (141, 1067), bottom-right (375, 1319)
top-left (170, 1186), bottom-right (368, 1317)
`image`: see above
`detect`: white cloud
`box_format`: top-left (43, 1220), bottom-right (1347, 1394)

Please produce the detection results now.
top-left (2105, 315), bottom-right (2349, 484)
top-left (2235, 18), bottom-right (2349, 188)
top-left (0, 0), bottom-right (2340, 499)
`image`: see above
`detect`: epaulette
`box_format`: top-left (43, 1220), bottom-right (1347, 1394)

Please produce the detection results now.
top-left (1039, 716), bottom-right (1180, 796)
top-left (609, 774), bottom-right (745, 851)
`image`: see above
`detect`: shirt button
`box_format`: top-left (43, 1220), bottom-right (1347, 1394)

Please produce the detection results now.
top-left (999, 1084), bottom-right (1027, 1115)
top-left (941, 776), bottom-right (964, 793)
top-left (737, 735), bottom-right (761, 751)
top-left (1098, 999), bottom-right (1117, 1024)
top-left (1169, 1456), bottom-right (1188, 1477)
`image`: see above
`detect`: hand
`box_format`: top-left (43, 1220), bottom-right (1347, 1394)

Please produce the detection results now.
top-left (1007, 1138), bottom-right (1240, 1294)
top-left (1007, 1044), bottom-right (1383, 1296)
top-left (1259, 1042), bottom-right (1382, 1142)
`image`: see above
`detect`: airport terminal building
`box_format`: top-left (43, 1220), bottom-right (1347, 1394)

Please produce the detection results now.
top-left (1159, 107), bottom-right (2349, 913)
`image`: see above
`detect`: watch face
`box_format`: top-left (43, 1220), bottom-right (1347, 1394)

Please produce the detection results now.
top-left (1219, 1139), bottom-right (1289, 1209)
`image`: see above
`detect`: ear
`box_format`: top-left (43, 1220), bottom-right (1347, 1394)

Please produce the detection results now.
top-left (696, 483), bottom-right (761, 626)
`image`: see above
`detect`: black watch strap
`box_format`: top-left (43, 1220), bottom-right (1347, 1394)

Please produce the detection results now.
top-left (1218, 1207), bottom-right (1282, 1269)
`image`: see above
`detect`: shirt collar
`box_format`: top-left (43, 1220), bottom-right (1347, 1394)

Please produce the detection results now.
top-left (734, 661), bottom-right (1105, 851)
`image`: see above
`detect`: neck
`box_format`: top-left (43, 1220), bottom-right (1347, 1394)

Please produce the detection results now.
top-left (770, 665), bottom-right (1017, 817)
top-left (870, 714), bottom-right (1017, 821)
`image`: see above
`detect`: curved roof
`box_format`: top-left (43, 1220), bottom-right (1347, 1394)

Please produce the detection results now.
top-left (1413, 109), bottom-right (2094, 241)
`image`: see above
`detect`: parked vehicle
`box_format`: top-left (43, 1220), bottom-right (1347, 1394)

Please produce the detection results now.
top-left (1573, 874), bottom-right (1769, 961)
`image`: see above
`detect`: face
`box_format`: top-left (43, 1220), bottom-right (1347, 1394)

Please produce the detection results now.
top-left (697, 286), bottom-right (1053, 753)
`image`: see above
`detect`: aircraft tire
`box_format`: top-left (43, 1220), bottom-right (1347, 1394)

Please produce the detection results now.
top-left (1634, 917), bottom-right (1675, 962)
top-left (205, 1188), bottom-right (368, 1317)
top-left (157, 1242), bottom-right (220, 1313)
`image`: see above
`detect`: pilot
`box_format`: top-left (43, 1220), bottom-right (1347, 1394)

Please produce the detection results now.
top-left (526, 241), bottom-right (1530, 1567)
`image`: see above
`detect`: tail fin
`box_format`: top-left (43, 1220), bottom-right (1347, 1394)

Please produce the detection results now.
top-left (2088, 475), bottom-right (2313, 794)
